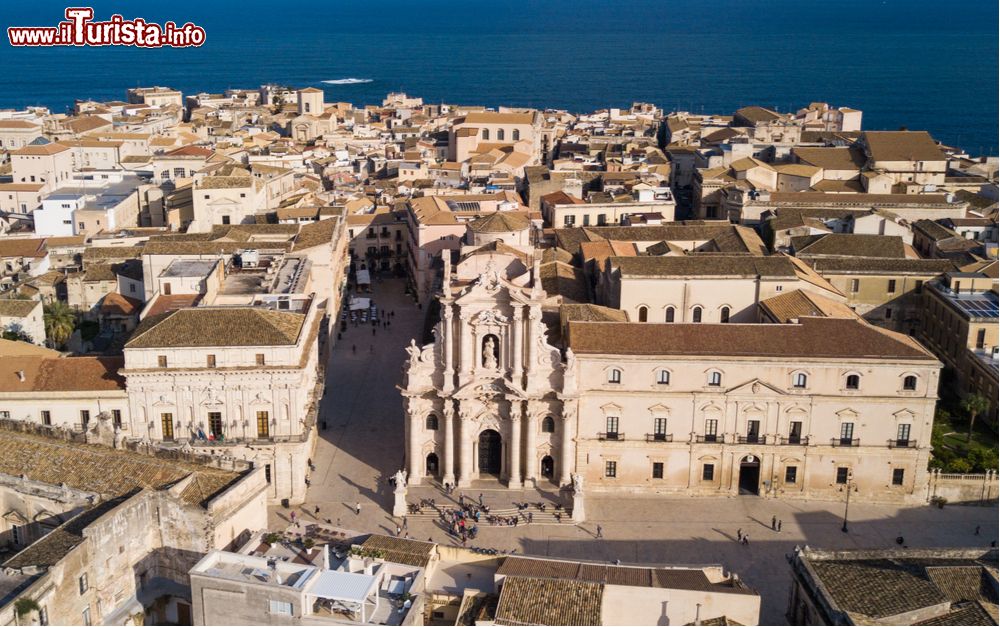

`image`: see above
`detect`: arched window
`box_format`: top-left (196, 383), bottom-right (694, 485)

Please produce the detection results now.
top-left (657, 370), bottom-right (670, 385)
top-left (541, 416), bottom-right (555, 433)
top-left (665, 307), bottom-right (675, 322)
top-left (903, 375), bottom-right (917, 390)
top-left (638, 306), bottom-right (648, 322)
top-left (608, 368), bottom-right (622, 384)
top-left (482, 129), bottom-right (490, 140)
top-left (497, 129), bottom-right (505, 141)
top-left (845, 374), bottom-right (860, 390)
top-left (720, 306), bottom-right (731, 323)
top-left (513, 129), bottom-right (520, 141)
top-left (794, 372), bottom-right (807, 388)
top-left (709, 371), bottom-right (722, 387)
top-left (692, 306), bottom-right (703, 323)
top-left (426, 414), bottom-right (439, 430)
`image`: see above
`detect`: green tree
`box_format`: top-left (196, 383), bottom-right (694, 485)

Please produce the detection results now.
top-left (43, 300), bottom-right (77, 348)
top-left (961, 394), bottom-right (990, 443)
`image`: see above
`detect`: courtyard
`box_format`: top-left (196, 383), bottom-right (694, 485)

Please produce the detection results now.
top-left (271, 276), bottom-right (999, 625)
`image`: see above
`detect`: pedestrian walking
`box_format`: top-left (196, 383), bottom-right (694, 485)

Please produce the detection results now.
top-left (314, 505), bottom-right (321, 516)
top-left (478, 493), bottom-right (484, 507)
top-left (737, 528), bottom-right (742, 542)
top-left (403, 517), bottom-right (408, 530)
top-left (372, 327), bottom-right (376, 336)
top-left (742, 534), bottom-right (749, 546)
top-left (596, 524), bottom-right (603, 538)
top-left (975, 525), bottom-right (981, 535)
top-left (777, 519), bottom-right (783, 532)
top-left (771, 515), bottom-right (777, 530)
top-left (290, 511), bottom-right (296, 524)
top-left (396, 525), bottom-right (402, 536)
top-left (352, 344), bottom-right (357, 354)
top-left (355, 502), bottom-right (361, 515)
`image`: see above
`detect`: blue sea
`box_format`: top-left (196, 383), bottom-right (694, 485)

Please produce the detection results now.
top-left (1, 0), bottom-right (997, 153)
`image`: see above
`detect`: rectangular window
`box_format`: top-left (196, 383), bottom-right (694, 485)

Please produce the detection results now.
top-left (41, 410), bottom-right (51, 426)
top-left (896, 423), bottom-right (911, 445)
top-left (208, 412), bottom-right (223, 438)
top-left (257, 411), bottom-right (270, 439)
top-left (80, 410), bottom-right (90, 427)
top-left (836, 467), bottom-right (849, 484)
top-left (746, 420), bottom-right (760, 443)
top-left (976, 329), bottom-right (986, 349)
top-left (161, 413), bottom-right (174, 441)
top-left (606, 416), bottom-right (619, 437)
top-left (111, 409), bottom-right (122, 428)
top-left (840, 422), bottom-right (854, 443)
top-left (82, 608), bottom-right (91, 627)
top-left (563, 215), bottom-right (575, 226)
top-left (914, 280), bottom-right (923, 294)
top-left (582, 214), bottom-right (590, 226)
top-left (850, 279), bottom-right (859, 293)
top-left (702, 463), bottom-right (714, 481)
top-left (265, 464), bottom-right (272, 483)
top-left (788, 421), bottom-right (802, 444)
top-left (785, 466), bottom-right (798, 484)
top-left (158, 355), bottom-right (168, 368)
top-left (887, 279), bottom-right (896, 293)
top-left (653, 417), bottom-right (667, 436)
top-left (652, 462), bottom-right (664, 479)
top-left (604, 461), bottom-right (617, 478)
top-left (256, 353), bottom-right (266, 366)
top-left (892, 468), bottom-right (905, 485)
top-left (39, 607), bottom-right (48, 626)
top-left (79, 573), bottom-right (89, 594)
top-left (885, 308), bottom-right (892, 320)
top-left (207, 354), bottom-right (216, 368)
top-left (268, 600), bottom-right (293, 616)
top-left (705, 419), bottom-right (718, 442)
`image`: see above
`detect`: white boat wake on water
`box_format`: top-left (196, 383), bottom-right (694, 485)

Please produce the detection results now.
top-left (321, 78), bottom-right (373, 85)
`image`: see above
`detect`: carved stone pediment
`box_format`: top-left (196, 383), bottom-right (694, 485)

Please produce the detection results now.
top-left (452, 377), bottom-right (525, 402)
top-left (726, 378), bottom-right (786, 396)
top-left (474, 310), bottom-right (509, 326)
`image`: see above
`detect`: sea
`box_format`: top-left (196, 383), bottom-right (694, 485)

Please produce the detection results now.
top-left (1, 0), bottom-right (997, 154)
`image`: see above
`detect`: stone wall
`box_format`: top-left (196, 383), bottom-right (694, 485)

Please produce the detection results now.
top-left (926, 469), bottom-right (999, 505)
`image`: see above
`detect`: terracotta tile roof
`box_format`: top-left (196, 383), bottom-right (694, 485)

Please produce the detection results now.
top-left (0, 355), bottom-right (124, 392)
top-left (126, 307), bottom-right (305, 348)
top-left (3, 497), bottom-right (128, 570)
top-left (0, 299), bottom-right (39, 317)
top-left (0, 238), bottom-right (47, 259)
top-left (359, 535), bottom-right (434, 568)
top-left (100, 292), bottom-right (142, 316)
top-left (809, 258), bottom-right (956, 275)
top-left (758, 289), bottom-right (860, 323)
top-left (793, 233), bottom-right (907, 258)
top-left (10, 143), bottom-right (69, 156)
top-left (864, 131), bottom-right (946, 163)
top-left (0, 120), bottom-right (40, 129)
top-left (468, 212), bottom-right (531, 233)
top-left (292, 216), bottom-right (340, 251)
top-left (142, 293), bottom-right (201, 318)
top-left (610, 255), bottom-right (798, 278)
top-left (495, 576), bottom-right (603, 626)
top-left (0, 430), bottom-right (241, 508)
top-left (567, 317), bottom-right (935, 360)
top-left (792, 146), bottom-right (866, 170)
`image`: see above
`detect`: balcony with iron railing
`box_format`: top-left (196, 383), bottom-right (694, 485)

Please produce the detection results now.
top-left (695, 434), bottom-right (723, 444)
top-left (888, 439), bottom-right (917, 449)
top-left (831, 438), bottom-right (860, 447)
top-left (737, 434), bottom-right (763, 445)
top-left (780, 436), bottom-right (810, 446)
top-left (645, 433), bottom-right (674, 443)
top-left (597, 432), bottom-right (625, 442)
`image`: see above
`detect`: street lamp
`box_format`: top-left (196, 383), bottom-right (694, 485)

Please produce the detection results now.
top-left (840, 471), bottom-right (856, 533)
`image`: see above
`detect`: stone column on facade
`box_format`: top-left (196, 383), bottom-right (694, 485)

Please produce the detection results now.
top-left (559, 403), bottom-right (576, 486)
top-left (442, 400), bottom-right (455, 487)
top-left (406, 399), bottom-right (423, 486)
top-left (458, 404), bottom-right (473, 487)
top-left (459, 310), bottom-right (473, 381)
top-left (525, 306), bottom-right (541, 390)
top-left (509, 401), bottom-right (522, 489)
top-left (511, 307), bottom-right (524, 388)
top-left (523, 401), bottom-right (537, 485)
top-left (442, 307), bottom-right (455, 393)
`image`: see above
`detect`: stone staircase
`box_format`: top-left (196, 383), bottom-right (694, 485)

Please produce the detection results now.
top-left (404, 504), bottom-right (572, 526)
